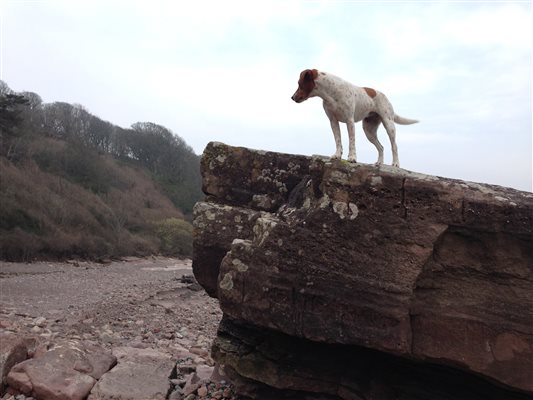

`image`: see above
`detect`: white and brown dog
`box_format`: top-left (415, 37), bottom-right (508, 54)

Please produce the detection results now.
top-left (291, 69), bottom-right (418, 167)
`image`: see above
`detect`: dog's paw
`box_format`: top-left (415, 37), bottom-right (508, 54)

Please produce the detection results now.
top-left (331, 154), bottom-right (342, 160)
top-left (348, 156), bottom-right (357, 163)
top-left (392, 161), bottom-right (400, 168)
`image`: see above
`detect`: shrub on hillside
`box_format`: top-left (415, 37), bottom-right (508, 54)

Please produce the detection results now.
top-left (0, 156), bottom-right (184, 261)
top-left (155, 218), bottom-right (193, 257)
top-left (0, 81), bottom-right (201, 261)
top-left (0, 228), bottom-right (43, 262)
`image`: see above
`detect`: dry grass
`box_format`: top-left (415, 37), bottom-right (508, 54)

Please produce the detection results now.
top-left (0, 138), bottom-right (191, 261)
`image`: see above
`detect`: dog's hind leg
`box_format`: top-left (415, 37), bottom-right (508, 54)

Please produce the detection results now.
top-left (363, 113), bottom-right (384, 165)
top-left (347, 120), bottom-right (357, 162)
top-left (381, 117), bottom-right (400, 168)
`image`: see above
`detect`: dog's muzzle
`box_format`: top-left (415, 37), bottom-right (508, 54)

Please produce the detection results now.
top-left (291, 94), bottom-right (305, 103)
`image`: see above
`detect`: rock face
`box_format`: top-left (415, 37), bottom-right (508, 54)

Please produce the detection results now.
top-left (193, 142), bottom-right (533, 399)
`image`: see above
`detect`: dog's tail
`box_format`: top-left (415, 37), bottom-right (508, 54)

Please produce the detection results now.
top-left (394, 114), bottom-right (419, 125)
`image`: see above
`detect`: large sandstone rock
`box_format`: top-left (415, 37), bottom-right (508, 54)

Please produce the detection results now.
top-left (6, 340), bottom-right (116, 400)
top-left (193, 142), bottom-right (533, 398)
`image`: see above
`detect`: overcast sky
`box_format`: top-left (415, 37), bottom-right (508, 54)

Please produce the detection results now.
top-left (1, 0), bottom-right (531, 191)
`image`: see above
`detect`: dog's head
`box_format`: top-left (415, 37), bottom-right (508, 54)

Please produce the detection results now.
top-left (291, 69), bottom-right (318, 103)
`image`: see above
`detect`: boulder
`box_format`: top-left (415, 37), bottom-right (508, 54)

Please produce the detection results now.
top-left (88, 347), bottom-right (174, 400)
top-left (0, 335), bottom-right (28, 395)
top-left (6, 340), bottom-right (115, 400)
top-left (182, 364), bottom-right (215, 396)
top-left (193, 142), bottom-right (533, 398)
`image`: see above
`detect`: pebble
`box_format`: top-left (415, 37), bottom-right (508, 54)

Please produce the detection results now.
top-left (193, 356), bottom-right (205, 365)
top-left (197, 385), bottom-right (208, 397)
top-left (177, 364), bottom-right (196, 375)
top-left (39, 331), bottom-right (54, 340)
top-left (223, 387), bottom-right (232, 398)
top-left (190, 347), bottom-right (208, 357)
top-left (0, 319), bottom-right (12, 328)
top-left (168, 390), bottom-right (183, 400)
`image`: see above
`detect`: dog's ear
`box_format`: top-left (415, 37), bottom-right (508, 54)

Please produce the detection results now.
top-left (304, 69), bottom-right (318, 81)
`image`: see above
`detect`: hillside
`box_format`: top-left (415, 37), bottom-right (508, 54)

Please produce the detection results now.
top-left (0, 80), bottom-right (203, 261)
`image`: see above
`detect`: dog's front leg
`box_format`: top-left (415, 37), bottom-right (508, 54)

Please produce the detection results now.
top-left (329, 118), bottom-right (343, 159)
top-left (347, 121), bottom-right (356, 162)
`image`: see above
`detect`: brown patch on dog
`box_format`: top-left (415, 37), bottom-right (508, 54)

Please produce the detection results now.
top-left (300, 68), bottom-right (318, 83)
top-left (292, 69), bottom-right (318, 102)
top-left (364, 87), bottom-right (377, 98)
